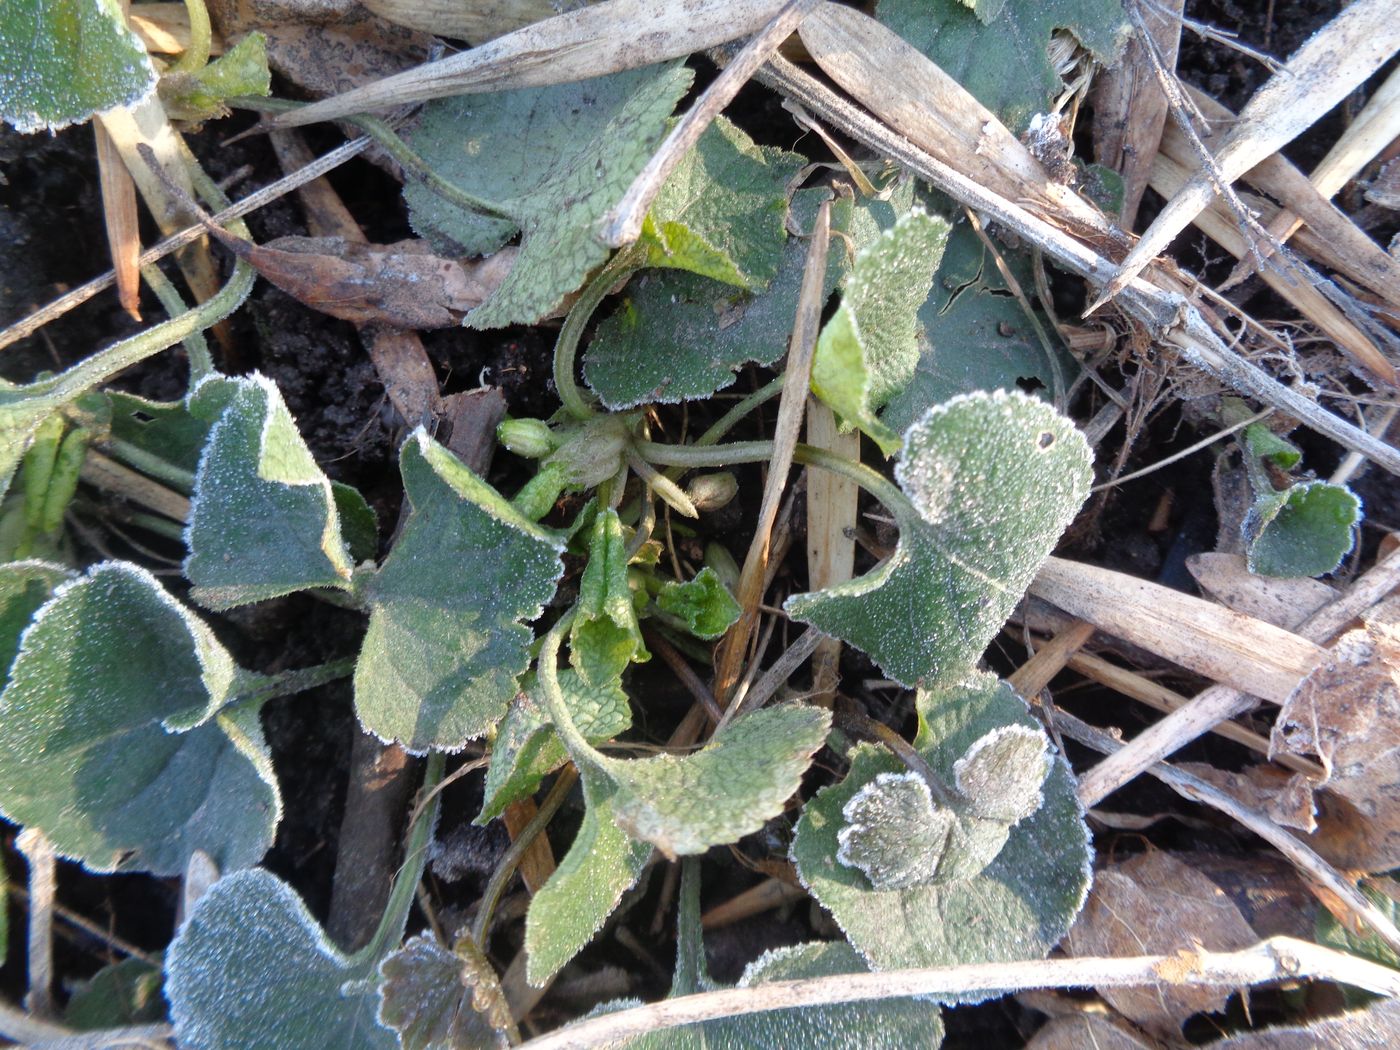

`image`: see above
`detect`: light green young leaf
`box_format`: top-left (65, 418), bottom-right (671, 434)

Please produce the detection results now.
top-left (792, 672), bottom-right (1091, 981)
top-left (403, 64), bottom-right (693, 328)
top-left (64, 955), bottom-right (165, 1030)
top-left (1244, 480), bottom-right (1361, 579)
top-left (880, 220), bottom-right (1074, 434)
top-left (811, 208), bottom-right (951, 454)
top-left (477, 670), bottom-right (631, 824)
top-left (639, 116), bottom-right (805, 289)
top-left (0, 0), bottom-right (157, 133)
top-left (656, 567), bottom-right (740, 641)
top-left (376, 933), bottom-right (510, 1050)
top-left (572, 508), bottom-right (648, 686)
top-left (601, 704), bottom-right (831, 858)
top-left (875, 0), bottom-right (1129, 135)
top-left (0, 560), bottom-right (73, 689)
top-left (159, 32), bottom-right (270, 123)
top-left (185, 374), bottom-right (354, 610)
top-left (166, 868), bottom-right (395, 1050)
top-left (356, 431), bottom-right (563, 753)
top-left (0, 562), bottom-right (278, 874)
top-left (1243, 420), bottom-right (1303, 470)
top-left (525, 770), bottom-right (652, 987)
top-left (787, 389), bottom-right (1091, 687)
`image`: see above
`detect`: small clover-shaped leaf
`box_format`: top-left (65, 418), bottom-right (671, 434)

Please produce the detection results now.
top-left (185, 374), bottom-right (354, 610)
top-left (1244, 480), bottom-right (1361, 579)
top-left (525, 770), bottom-right (652, 987)
top-left (477, 671), bottom-right (630, 824)
top-left (376, 933), bottom-right (510, 1050)
top-left (601, 704), bottom-right (831, 858)
top-left (0, 0), bottom-right (157, 133)
top-left (811, 208), bottom-right (951, 454)
top-left (639, 116), bottom-right (805, 289)
top-left (837, 772), bottom-right (955, 891)
top-left (793, 672), bottom-right (1091, 980)
top-left (403, 64), bottom-right (693, 328)
top-left (955, 724), bottom-right (1049, 822)
top-left (167, 869), bottom-right (395, 1050)
top-left (656, 567), bottom-right (740, 640)
top-left (0, 562), bottom-right (276, 874)
top-left (572, 508), bottom-right (648, 686)
top-left (355, 431), bottom-right (564, 753)
top-left (787, 389), bottom-right (1091, 687)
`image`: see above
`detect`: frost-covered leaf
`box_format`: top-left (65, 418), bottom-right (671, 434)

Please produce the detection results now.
top-left (332, 482), bottom-right (378, 564)
top-left (656, 567), bottom-right (740, 640)
top-left (0, 390), bottom-right (63, 499)
top-left (185, 374), bottom-right (353, 610)
top-left (1244, 480), bottom-right (1361, 578)
top-left (792, 672), bottom-right (1091, 979)
top-left (786, 389), bottom-right (1091, 687)
top-left (477, 671), bottom-right (630, 824)
top-left (0, 560), bottom-right (73, 689)
top-left (572, 508), bottom-right (647, 686)
top-left (955, 724), bottom-right (1050, 822)
top-left (0, 562), bottom-right (278, 875)
top-left (810, 208), bottom-right (950, 454)
top-left (525, 771), bottom-right (652, 986)
top-left (0, 0), bottom-right (157, 133)
top-left (403, 64), bottom-right (692, 328)
top-left (159, 32), bottom-right (270, 123)
top-left (65, 955), bottom-right (165, 1030)
top-left (601, 704), bottom-right (831, 858)
top-left (875, 0), bottom-right (1129, 134)
top-left (376, 933), bottom-right (510, 1050)
top-left (639, 116), bottom-right (805, 289)
top-left (355, 430), bottom-right (564, 753)
top-left (166, 868), bottom-right (395, 1050)
top-left (836, 772), bottom-right (956, 891)
top-left (881, 220), bottom-right (1073, 434)
top-left (106, 390), bottom-right (214, 475)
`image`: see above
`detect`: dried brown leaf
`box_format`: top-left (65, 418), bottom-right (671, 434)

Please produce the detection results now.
top-left (1065, 851), bottom-right (1257, 1037)
top-left (1186, 553), bottom-right (1338, 632)
top-left (1027, 1014), bottom-right (1158, 1050)
top-left (1213, 995), bottom-right (1400, 1048)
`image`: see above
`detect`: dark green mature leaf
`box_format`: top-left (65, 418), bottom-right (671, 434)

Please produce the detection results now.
top-left (810, 208), bottom-right (951, 453)
top-left (106, 390), bottom-right (214, 475)
top-left (166, 868), bottom-right (395, 1050)
top-left (0, 560), bottom-right (72, 689)
top-left (792, 673), bottom-right (1091, 980)
top-left (875, 0), bottom-right (1129, 135)
top-left (0, 0), bottom-right (157, 133)
top-left (185, 374), bottom-right (354, 609)
top-left (787, 390), bottom-right (1091, 687)
top-left (656, 567), bottom-right (740, 640)
top-left (601, 704), bottom-right (831, 858)
top-left (572, 508), bottom-right (647, 685)
top-left (376, 934), bottom-right (510, 1050)
top-left (355, 430), bottom-right (564, 753)
top-left (525, 771), bottom-right (652, 987)
top-left (639, 116), bottom-right (805, 289)
top-left (403, 64), bottom-right (693, 328)
top-left (65, 956), bottom-right (165, 1030)
top-left (881, 220), bottom-right (1072, 434)
top-left (1244, 481), bottom-right (1361, 578)
top-left (0, 562), bottom-right (278, 874)
top-left (477, 670), bottom-right (630, 824)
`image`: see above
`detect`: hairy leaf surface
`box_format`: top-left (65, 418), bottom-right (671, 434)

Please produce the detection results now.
top-left (0, 560), bottom-right (73, 689)
top-left (1244, 480), bottom-right (1361, 579)
top-left (376, 934), bottom-right (510, 1050)
top-left (656, 567), bottom-right (740, 640)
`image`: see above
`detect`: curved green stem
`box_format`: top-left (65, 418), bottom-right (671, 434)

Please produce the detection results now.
top-left (535, 610), bottom-right (607, 774)
top-left (140, 264), bottom-right (213, 379)
top-left (231, 657), bottom-right (357, 708)
top-left (355, 751), bottom-right (447, 967)
top-left (660, 376), bottom-right (785, 485)
top-left (170, 0), bottom-right (212, 74)
top-left (553, 244), bottom-right (646, 422)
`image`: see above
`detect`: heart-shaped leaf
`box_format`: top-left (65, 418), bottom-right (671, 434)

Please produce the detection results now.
top-left (836, 772), bottom-right (956, 891)
top-left (355, 430), bottom-right (564, 753)
top-left (787, 389), bottom-right (1091, 687)
top-left (1244, 480), bottom-right (1361, 579)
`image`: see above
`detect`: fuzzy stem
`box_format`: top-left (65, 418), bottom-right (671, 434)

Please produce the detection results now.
top-left (553, 245), bottom-right (646, 422)
top-left (233, 658), bottom-right (357, 707)
top-left (139, 264), bottom-right (214, 380)
top-left (170, 0), bottom-right (213, 73)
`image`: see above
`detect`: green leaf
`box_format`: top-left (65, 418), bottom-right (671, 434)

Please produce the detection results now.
top-left (786, 389), bottom-right (1091, 687)
top-left (656, 567), bottom-right (739, 641)
top-left (106, 390), bottom-right (213, 475)
top-left (811, 208), bottom-right (951, 454)
top-left (1317, 880), bottom-right (1400, 977)
top-left (185, 374), bottom-right (354, 609)
top-left (572, 508), bottom-right (648, 686)
top-left (0, 560), bottom-right (73, 690)
top-left (792, 672), bottom-right (1091, 980)
top-left (1244, 480), bottom-right (1361, 579)
top-left (835, 772), bottom-right (957, 891)
top-left (880, 220), bottom-right (1073, 434)
top-left (0, 0), bottom-right (157, 133)
top-left (477, 670), bottom-right (631, 824)
top-left (875, 0), bottom-right (1129, 135)
top-left (1243, 420), bottom-right (1303, 470)
top-left (403, 64), bottom-right (693, 328)
top-left (65, 955), bottom-right (165, 1030)
top-left (166, 868), bottom-right (396, 1050)
top-left (0, 562), bottom-right (278, 874)
top-left (159, 32), bottom-right (270, 123)
top-left (332, 482), bottom-right (378, 564)
top-left (376, 933), bottom-right (511, 1050)
top-left (600, 704), bottom-right (831, 858)
top-left (955, 724), bottom-right (1050, 821)
top-left (639, 116), bottom-right (805, 289)
top-left (0, 389), bottom-right (63, 500)
top-left (356, 430), bottom-right (564, 753)
top-left (525, 770), bottom-right (652, 986)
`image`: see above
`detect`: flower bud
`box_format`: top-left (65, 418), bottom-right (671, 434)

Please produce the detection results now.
top-left (497, 417), bottom-right (557, 459)
top-left (685, 472), bottom-right (739, 513)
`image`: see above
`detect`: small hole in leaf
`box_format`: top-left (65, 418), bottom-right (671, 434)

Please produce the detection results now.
top-left (1015, 377), bottom-right (1045, 395)
top-left (1037, 431), bottom-right (1055, 450)
top-left (131, 411), bottom-right (155, 424)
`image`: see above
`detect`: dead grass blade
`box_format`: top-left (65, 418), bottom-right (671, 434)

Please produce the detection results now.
top-left (268, 0), bottom-right (794, 129)
top-left (93, 122), bottom-right (142, 321)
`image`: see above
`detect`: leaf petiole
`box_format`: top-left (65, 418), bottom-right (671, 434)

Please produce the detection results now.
top-left (553, 244), bottom-right (646, 422)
